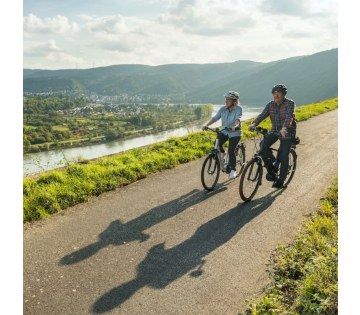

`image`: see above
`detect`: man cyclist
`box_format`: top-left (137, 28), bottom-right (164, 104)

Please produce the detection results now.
top-left (248, 84), bottom-right (296, 188)
top-left (202, 91), bottom-right (242, 179)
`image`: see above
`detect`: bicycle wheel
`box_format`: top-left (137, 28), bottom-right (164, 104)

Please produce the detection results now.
top-left (283, 149), bottom-right (297, 187)
top-left (239, 158), bottom-right (263, 202)
top-left (235, 143), bottom-right (246, 176)
top-left (201, 155), bottom-right (220, 190)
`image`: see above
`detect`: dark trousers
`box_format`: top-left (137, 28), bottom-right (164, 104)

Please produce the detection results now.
top-left (260, 134), bottom-right (292, 181)
top-left (217, 133), bottom-right (241, 171)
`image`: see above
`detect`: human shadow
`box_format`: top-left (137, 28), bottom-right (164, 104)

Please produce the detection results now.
top-left (92, 188), bottom-right (286, 314)
top-left (60, 182), bottom-right (232, 266)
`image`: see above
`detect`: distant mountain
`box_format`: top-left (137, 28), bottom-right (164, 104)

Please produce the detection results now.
top-left (23, 48), bottom-right (338, 106)
top-left (188, 49), bottom-right (338, 106)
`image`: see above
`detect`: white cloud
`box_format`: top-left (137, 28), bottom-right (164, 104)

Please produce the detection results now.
top-left (22, 1), bottom-right (337, 69)
top-left (23, 62), bottom-right (52, 70)
top-left (77, 14), bottom-right (96, 21)
top-left (47, 52), bottom-right (84, 63)
top-left (283, 31), bottom-right (315, 38)
top-left (157, 0), bottom-right (256, 36)
top-left (23, 14), bottom-right (80, 37)
top-left (259, 0), bottom-right (331, 18)
top-left (82, 15), bottom-right (153, 53)
top-left (23, 39), bottom-right (64, 57)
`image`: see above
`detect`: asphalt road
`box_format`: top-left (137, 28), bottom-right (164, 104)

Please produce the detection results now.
top-left (23, 109), bottom-right (338, 315)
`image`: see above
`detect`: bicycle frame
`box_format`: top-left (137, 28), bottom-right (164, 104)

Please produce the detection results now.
top-left (211, 138), bottom-right (229, 173)
top-left (252, 126), bottom-right (297, 180)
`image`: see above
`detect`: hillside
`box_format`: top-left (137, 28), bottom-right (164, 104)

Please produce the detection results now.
top-left (188, 49), bottom-right (338, 105)
top-left (23, 48), bottom-right (338, 105)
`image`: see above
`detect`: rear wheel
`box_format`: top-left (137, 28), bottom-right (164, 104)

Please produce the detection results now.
top-left (201, 155), bottom-right (220, 190)
top-left (282, 149), bottom-right (297, 187)
top-left (235, 143), bottom-right (246, 176)
top-left (239, 158), bottom-right (263, 202)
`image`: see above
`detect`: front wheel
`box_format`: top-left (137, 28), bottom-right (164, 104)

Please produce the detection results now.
top-left (239, 158), bottom-right (263, 202)
top-left (201, 155), bottom-right (220, 190)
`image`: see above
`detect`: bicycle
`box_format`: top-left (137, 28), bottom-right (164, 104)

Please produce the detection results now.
top-left (201, 126), bottom-right (246, 190)
top-left (239, 126), bottom-right (298, 202)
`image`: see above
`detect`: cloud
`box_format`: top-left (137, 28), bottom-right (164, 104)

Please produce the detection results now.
top-left (23, 40), bottom-right (64, 57)
top-left (86, 15), bottom-right (128, 34)
top-left (97, 41), bottom-right (133, 52)
top-left (23, 14), bottom-right (80, 37)
top-left (83, 15), bottom-right (152, 52)
top-left (157, 0), bottom-right (256, 36)
top-left (23, 62), bottom-right (52, 70)
top-left (259, 0), bottom-right (330, 18)
top-left (47, 52), bottom-right (84, 63)
top-left (77, 14), bottom-right (96, 21)
top-left (283, 31), bottom-right (315, 38)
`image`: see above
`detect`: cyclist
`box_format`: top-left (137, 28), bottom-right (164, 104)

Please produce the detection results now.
top-left (202, 91), bottom-right (242, 179)
top-left (248, 84), bottom-right (296, 188)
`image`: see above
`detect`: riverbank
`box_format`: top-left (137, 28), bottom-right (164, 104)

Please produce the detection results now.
top-left (23, 116), bottom-right (255, 181)
top-left (24, 117), bottom-right (210, 154)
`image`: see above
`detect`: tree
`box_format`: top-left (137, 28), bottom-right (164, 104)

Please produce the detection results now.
top-left (194, 107), bottom-right (202, 120)
top-left (23, 140), bottom-right (31, 152)
top-left (104, 129), bottom-right (118, 140)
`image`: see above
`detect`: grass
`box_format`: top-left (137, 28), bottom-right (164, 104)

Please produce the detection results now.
top-left (240, 178), bottom-right (338, 315)
top-left (23, 98), bottom-right (338, 224)
top-left (52, 125), bottom-right (70, 131)
top-left (23, 125), bottom-right (38, 129)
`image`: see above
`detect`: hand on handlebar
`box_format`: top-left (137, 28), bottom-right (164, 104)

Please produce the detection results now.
top-left (202, 126), bottom-right (208, 131)
top-left (248, 124), bottom-right (255, 132)
top-left (232, 125), bottom-right (239, 132)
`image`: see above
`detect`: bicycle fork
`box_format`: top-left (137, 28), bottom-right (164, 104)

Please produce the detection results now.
top-left (247, 157), bottom-right (263, 185)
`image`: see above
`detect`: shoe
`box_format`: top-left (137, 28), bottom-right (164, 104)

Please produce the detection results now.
top-left (229, 170), bottom-right (237, 179)
top-left (272, 179), bottom-right (284, 189)
top-left (266, 172), bottom-right (276, 182)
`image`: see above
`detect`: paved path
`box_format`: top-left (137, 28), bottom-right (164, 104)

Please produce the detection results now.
top-left (23, 109), bottom-right (338, 315)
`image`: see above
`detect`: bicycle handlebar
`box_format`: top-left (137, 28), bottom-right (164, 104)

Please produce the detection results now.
top-left (249, 126), bottom-right (295, 136)
top-left (204, 126), bottom-right (240, 133)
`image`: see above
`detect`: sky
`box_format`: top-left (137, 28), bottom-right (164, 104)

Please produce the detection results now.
top-left (23, 0), bottom-right (338, 70)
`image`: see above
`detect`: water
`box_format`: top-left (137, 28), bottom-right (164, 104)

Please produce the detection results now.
top-left (23, 105), bottom-right (263, 175)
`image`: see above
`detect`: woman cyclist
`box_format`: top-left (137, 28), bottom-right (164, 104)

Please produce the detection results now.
top-left (202, 91), bottom-right (242, 179)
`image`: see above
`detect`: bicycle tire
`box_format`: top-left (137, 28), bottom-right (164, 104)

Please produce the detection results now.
top-left (235, 143), bottom-right (246, 176)
top-left (201, 155), bottom-right (220, 190)
top-left (239, 158), bottom-right (263, 202)
top-left (282, 149), bottom-right (297, 187)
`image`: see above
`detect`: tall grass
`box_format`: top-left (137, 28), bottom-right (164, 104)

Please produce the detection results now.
top-left (241, 178), bottom-right (338, 315)
top-left (23, 98), bottom-right (338, 224)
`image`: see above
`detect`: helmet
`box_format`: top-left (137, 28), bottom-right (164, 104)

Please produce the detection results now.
top-left (271, 84), bottom-right (287, 95)
top-left (223, 91), bottom-right (239, 100)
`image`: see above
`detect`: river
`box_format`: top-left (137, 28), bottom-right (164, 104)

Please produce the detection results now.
top-left (23, 105), bottom-right (263, 175)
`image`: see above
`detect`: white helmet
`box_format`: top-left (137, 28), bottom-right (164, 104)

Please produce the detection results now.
top-left (223, 91), bottom-right (239, 100)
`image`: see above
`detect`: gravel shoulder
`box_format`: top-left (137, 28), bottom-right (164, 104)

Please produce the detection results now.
top-left (23, 109), bottom-right (338, 315)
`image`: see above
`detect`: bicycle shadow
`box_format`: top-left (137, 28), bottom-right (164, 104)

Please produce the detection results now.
top-left (60, 183), bottom-right (231, 266)
top-left (91, 188), bottom-right (286, 314)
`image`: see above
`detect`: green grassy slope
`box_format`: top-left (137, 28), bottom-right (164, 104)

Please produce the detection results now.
top-left (241, 178), bottom-right (338, 314)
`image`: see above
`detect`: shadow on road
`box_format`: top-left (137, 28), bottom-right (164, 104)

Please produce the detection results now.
top-left (91, 188), bottom-right (286, 314)
top-left (60, 182), bottom-right (233, 266)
